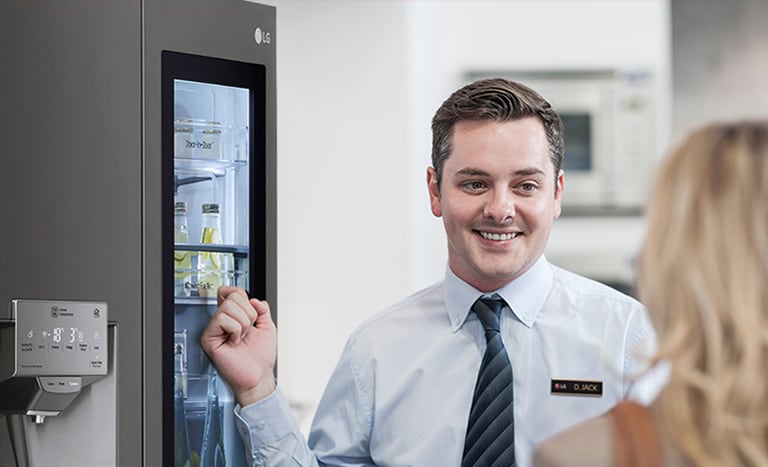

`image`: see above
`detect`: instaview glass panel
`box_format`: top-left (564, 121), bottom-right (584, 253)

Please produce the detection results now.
top-left (163, 50), bottom-right (267, 467)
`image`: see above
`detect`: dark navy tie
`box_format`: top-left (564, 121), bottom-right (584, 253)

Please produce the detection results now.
top-left (462, 295), bottom-right (516, 467)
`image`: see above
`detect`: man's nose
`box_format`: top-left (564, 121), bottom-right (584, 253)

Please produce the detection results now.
top-left (483, 189), bottom-right (515, 222)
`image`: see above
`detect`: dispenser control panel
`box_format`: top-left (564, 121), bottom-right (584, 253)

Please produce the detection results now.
top-left (10, 300), bottom-right (108, 376)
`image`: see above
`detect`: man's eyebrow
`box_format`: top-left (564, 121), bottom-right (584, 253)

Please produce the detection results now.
top-left (514, 167), bottom-right (546, 177)
top-left (454, 167), bottom-right (490, 177)
top-left (453, 167), bottom-right (546, 177)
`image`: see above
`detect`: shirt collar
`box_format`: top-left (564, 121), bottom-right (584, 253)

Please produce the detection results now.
top-left (444, 255), bottom-right (554, 331)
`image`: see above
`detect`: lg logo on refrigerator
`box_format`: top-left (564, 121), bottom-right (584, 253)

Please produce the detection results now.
top-left (254, 27), bottom-right (272, 45)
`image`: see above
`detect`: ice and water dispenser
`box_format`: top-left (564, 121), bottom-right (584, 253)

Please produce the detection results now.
top-left (0, 299), bottom-right (110, 466)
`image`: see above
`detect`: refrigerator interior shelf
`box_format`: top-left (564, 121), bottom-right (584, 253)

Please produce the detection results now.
top-left (174, 118), bottom-right (232, 130)
top-left (174, 267), bottom-right (249, 301)
top-left (174, 242), bottom-right (248, 257)
top-left (173, 296), bottom-right (218, 306)
top-left (174, 157), bottom-right (246, 175)
top-left (173, 159), bottom-right (245, 195)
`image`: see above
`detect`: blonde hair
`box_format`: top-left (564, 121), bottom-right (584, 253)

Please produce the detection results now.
top-left (638, 121), bottom-right (768, 466)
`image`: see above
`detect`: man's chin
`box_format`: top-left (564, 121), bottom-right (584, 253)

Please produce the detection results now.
top-left (467, 266), bottom-right (525, 291)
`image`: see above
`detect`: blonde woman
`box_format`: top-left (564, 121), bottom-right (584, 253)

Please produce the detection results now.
top-left (534, 121), bottom-right (768, 467)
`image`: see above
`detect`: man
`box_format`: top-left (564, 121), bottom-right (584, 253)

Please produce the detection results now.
top-left (201, 77), bottom-right (658, 467)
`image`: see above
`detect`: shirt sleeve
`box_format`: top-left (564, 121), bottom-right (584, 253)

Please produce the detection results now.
top-left (233, 336), bottom-right (375, 467)
top-left (235, 387), bottom-right (319, 467)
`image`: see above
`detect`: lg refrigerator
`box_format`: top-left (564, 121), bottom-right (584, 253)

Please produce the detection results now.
top-left (0, 1), bottom-right (276, 465)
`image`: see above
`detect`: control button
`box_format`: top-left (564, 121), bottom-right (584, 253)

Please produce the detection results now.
top-left (39, 377), bottom-right (82, 394)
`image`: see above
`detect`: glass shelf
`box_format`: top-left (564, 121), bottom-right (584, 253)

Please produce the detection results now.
top-left (174, 157), bottom-right (247, 176)
top-left (174, 242), bottom-right (248, 257)
top-left (173, 158), bottom-right (247, 195)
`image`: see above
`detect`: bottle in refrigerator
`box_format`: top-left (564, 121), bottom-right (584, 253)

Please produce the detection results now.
top-left (174, 330), bottom-right (188, 398)
top-left (174, 202), bottom-right (192, 297)
top-left (174, 342), bottom-right (192, 467)
top-left (197, 203), bottom-right (230, 297)
top-left (199, 371), bottom-right (225, 467)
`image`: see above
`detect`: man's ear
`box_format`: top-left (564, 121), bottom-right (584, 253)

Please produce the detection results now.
top-left (427, 166), bottom-right (442, 217)
top-left (553, 169), bottom-right (564, 219)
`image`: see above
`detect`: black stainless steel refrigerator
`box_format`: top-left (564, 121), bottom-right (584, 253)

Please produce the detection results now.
top-left (0, 1), bottom-right (276, 465)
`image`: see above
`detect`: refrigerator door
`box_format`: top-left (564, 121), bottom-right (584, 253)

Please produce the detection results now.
top-left (163, 52), bottom-right (269, 467)
top-left (1, 1), bottom-right (140, 465)
top-left (143, 2), bottom-right (275, 465)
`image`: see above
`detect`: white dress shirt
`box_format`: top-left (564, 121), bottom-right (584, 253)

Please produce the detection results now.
top-left (234, 255), bottom-right (659, 467)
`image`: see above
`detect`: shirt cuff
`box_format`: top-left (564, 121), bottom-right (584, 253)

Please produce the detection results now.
top-left (234, 385), bottom-right (301, 454)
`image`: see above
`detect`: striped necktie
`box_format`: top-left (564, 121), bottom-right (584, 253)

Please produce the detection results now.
top-left (462, 295), bottom-right (516, 467)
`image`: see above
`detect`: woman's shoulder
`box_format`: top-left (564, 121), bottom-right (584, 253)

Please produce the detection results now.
top-left (533, 411), bottom-right (613, 467)
top-left (534, 401), bottom-right (688, 467)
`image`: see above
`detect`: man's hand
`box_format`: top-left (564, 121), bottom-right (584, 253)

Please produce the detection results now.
top-left (200, 286), bottom-right (277, 407)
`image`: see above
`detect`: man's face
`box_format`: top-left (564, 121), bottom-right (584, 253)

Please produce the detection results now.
top-left (427, 117), bottom-right (563, 292)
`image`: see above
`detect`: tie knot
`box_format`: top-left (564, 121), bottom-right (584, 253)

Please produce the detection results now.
top-left (472, 295), bottom-right (505, 333)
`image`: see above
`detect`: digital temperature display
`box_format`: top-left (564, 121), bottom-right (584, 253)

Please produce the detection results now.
top-left (9, 300), bottom-right (108, 377)
top-left (44, 327), bottom-right (83, 343)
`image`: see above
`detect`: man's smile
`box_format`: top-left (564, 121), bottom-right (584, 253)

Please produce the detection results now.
top-left (476, 230), bottom-right (521, 241)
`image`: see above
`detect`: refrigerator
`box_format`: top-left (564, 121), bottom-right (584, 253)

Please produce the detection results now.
top-left (0, 1), bottom-right (277, 466)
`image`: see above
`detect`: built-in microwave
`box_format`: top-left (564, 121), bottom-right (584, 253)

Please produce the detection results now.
top-left (467, 70), bottom-right (657, 215)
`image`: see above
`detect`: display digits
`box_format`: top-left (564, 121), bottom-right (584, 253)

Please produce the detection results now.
top-left (46, 327), bottom-right (81, 343)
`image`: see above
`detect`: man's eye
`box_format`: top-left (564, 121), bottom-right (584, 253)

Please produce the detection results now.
top-left (519, 182), bottom-right (538, 192)
top-left (464, 181), bottom-right (486, 191)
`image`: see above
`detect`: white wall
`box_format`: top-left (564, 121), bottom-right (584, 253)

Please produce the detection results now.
top-left (257, 0), bottom-right (671, 430)
top-left (258, 0), bottom-right (415, 426)
top-left (671, 0), bottom-right (768, 142)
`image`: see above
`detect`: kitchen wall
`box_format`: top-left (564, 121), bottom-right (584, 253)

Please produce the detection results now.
top-left (256, 0), bottom-right (671, 429)
top-left (671, 0), bottom-right (768, 143)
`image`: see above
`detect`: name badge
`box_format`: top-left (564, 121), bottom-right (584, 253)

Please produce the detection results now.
top-left (551, 379), bottom-right (603, 397)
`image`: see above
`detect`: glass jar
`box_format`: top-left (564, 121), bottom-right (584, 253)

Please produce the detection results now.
top-left (174, 121), bottom-right (195, 158)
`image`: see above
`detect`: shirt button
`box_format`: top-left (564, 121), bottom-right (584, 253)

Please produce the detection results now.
top-left (255, 421), bottom-right (266, 430)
